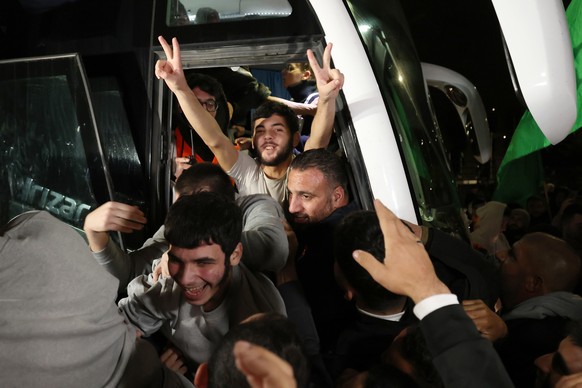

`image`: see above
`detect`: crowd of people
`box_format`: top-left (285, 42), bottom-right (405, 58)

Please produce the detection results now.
top-left (2, 35), bottom-right (582, 388)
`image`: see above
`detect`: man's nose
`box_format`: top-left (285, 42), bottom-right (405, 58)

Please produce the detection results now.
top-left (534, 352), bottom-right (553, 375)
top-left (175, 264), bottom-right (198, 284)
top-left (288, 195), bottom-right (301, 213)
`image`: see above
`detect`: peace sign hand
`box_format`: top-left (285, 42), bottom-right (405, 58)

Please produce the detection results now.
top-left (155, 36), bottom-right (190, 93)
top-left (307, 43), bottom-right (344, 103)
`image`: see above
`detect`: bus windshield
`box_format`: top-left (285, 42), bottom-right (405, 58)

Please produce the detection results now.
top-left (346, 0), bottom-right (467, 237)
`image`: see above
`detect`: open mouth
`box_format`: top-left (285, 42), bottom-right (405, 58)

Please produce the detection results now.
top-left (183, 284), bottom-right (206, 299)
top-left (261, 143), bottom-right (277, 151)
top-left (293, 214), bottom-right (309, 223)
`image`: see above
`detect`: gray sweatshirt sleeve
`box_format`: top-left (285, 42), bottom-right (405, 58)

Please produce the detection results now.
top-left (92, 226), bottom-right (169, 292)
top-left (118, 275), bottom-right (179, 337)
top-left (237, 194), bottom-right (289, 272)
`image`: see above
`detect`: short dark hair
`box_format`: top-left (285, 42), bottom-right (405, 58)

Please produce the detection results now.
top-left (252, 100), bottom-right (299, 134)
top-left (334, 210), bottom-right (403, 310)
top-left (208, 313), bottom-right (309, 388)
top-left (287, 63), bottom-right (314, 80)
top-left (185, 72), bottom-right (230, 132)
top-left (164, 192), bottom-right (242, 258)
top-left (290, 148), bottom-right (349, 195)
top-left (175, 163), bottom-right (236, 201)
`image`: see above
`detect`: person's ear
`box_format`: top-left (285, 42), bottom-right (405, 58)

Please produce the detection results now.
top-left (332, 186), bottom-right (346, 207)
top-left (229, 242), bottom-right (243, 266)
top-left (194, 363), bottom-right (209, 388)
top-left (227, 101), bottom-right (234, 121)
top-left (301, 69), bottom-right (313, 81)
top-left (292, 131), bottom-right (300, 147)
top-left (344, 288), bottom-right (355, 302)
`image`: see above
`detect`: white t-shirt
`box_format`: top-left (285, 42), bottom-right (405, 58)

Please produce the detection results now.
top-left (227, 152), bottom-right (288, 206)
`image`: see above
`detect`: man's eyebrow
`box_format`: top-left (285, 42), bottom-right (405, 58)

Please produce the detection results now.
top-left (256, 121), bottom-right (286, 129)
top-left (167, 253), bottom-right (215, 263)
top-left (194, 257), bottom-right (216, 263)
top-left (552, 352), bottom-right (571, 376)
top-left (289, 189), bottom-right (314, 196)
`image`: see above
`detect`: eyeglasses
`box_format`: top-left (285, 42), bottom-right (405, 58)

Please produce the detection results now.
top-left (199, 99), bottom-right (218, 113)
top-left (283, 63), bottom-right (310, 73)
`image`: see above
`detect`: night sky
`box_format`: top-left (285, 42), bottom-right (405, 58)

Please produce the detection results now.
top-left (402, 0), bottom-right (524, 135)
top-left (402, 0), bottom-right (581, 191)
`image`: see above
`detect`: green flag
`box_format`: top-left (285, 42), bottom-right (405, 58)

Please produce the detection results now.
top-left (493, 0), bottom-right (582, 206)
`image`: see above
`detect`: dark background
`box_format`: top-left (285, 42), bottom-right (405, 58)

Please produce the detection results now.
top-left (401, 0), bottom-right (582, 193)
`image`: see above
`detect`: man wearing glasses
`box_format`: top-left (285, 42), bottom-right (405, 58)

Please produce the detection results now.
top-left (173, 72), bottom-right (230, 179)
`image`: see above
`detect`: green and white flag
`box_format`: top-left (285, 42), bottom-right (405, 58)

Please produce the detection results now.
top-left (493, 0), bottom-right (582, 206)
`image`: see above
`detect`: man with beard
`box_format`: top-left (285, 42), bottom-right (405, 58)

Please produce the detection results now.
top-left (283, 148), bottom-right (360, 353)
top-left (534, 320), bottom-right (582, 387)
top-left (119, 192), bottom-right (286, 376)
top-left (155, 36), bottom-right (344, 205)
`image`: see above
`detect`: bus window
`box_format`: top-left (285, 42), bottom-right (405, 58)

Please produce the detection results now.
top-left (345, 0), bottom-right (467, 237)
top-left (0, 54), bottom-right (111, 231)
top-left (167, 0), bottom-right (292, 26)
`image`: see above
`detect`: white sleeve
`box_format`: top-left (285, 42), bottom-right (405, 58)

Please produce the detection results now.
top-left (227, 152), bottom-right (261, 197)
top-left (413, 294), bottom-right (459, 320)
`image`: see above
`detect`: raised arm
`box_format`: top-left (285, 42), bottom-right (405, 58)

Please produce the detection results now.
top-left (84, 202), bottom-right (167, 291)
top-left (353, 200), bottom-right (514, 388)
top-left (238, 194), bottom-right (289, 272)
top-left (155, 36), bottom-right (238, 170)
top-left (83, 201), bottom-right (146, 253)
top-left (304, 43), bottom-right (344, 151)
top-left (267, 95), bottom-right (318, 116)
top-left (352, 199), bottom-right (449, 303)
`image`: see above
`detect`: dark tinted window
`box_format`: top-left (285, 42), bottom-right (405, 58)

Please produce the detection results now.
top-left (0, 55), bottom-right (110, 230)
top-left (346, 0), bottom-right (467, 237)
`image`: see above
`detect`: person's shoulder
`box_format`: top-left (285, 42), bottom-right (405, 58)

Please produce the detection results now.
top-left (232, 150), bottom-right (258, 167)
top-left (236, 193), bottom-right (283, 214)
top-left (229, 263), bottom-right (286, 315)
top-left (326, 201), bottom-right (360, 225)
top-left (227, 151), bottom-right (261, 176)
top-left (235, 263), bottom-right (280, 294)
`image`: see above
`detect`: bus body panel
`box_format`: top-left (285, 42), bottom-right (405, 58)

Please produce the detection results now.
top-left (308, 0), bottom-right (417, 223)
